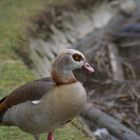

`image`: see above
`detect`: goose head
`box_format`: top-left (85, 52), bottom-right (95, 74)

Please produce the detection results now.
top-left (51, 49), bottom-right (94, 85)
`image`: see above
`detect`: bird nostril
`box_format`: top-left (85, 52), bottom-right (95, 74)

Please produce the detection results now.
top-left (86, 65), bottom-right (89, 67)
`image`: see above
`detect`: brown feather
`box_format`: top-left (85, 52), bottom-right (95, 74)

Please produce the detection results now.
top-left (51, 68), bottom-right (77, 85)
top-left (0, 77), bottom-right (54, 113)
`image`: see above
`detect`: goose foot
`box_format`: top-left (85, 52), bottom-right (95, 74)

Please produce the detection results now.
top-left (47, 131), bottom-right (54, 140)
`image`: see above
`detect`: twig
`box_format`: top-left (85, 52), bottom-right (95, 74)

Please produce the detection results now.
top-left (108, 43), bottom-right (124, 81)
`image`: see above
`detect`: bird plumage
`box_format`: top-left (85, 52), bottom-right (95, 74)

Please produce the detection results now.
top-left (0, 49), bottom-right (94, 140)
top-left (0, 77), bottom-right (54, 114)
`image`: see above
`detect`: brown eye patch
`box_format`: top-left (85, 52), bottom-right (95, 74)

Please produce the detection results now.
top-left (72, 53), bottom-right (83, 61)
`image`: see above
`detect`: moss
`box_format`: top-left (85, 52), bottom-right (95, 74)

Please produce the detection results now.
top-left (0, 59), bottom-right (35, 97)
top-left (0, 123), bottom-right (90, 140)
top-left (0, 0), bottom-right (46, 96)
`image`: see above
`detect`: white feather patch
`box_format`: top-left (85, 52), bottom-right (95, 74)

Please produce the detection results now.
top-left (32, 100), bottom-right (40, 104)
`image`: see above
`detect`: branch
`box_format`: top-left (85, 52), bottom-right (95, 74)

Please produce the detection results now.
top-left (81, 103), bottom-right (140, 140)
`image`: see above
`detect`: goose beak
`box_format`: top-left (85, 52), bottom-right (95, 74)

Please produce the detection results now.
top-left (82, 62), bottom-right (94, 73)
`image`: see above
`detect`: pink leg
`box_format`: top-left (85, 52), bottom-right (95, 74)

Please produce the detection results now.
top-left (47, 131), bottom-right (54, 140)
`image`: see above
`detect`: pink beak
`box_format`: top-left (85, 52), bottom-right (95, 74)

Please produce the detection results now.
top-left (82, 62), bottom-right (94, 73)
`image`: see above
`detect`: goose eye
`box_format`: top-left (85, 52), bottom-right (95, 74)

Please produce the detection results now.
top-left (72, 54), bottom-right (82, 61)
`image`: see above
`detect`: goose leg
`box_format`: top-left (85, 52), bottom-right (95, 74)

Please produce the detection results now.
top-left (34, 134), bottom-right (40, 140)
top-left (47, 131), bottom-right (54, 140)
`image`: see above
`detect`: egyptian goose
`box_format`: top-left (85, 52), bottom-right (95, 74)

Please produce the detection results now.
top-left (0, 49), bottom-right (94, 140)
